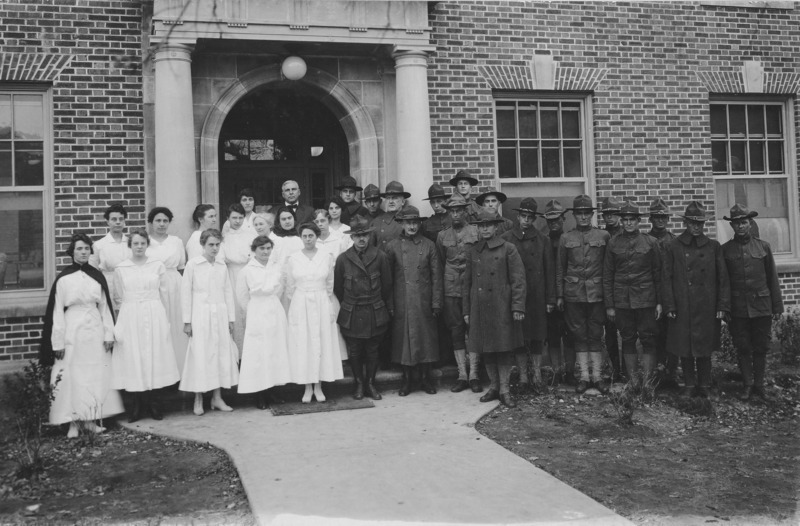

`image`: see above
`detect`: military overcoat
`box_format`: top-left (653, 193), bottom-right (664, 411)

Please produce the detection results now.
top-left (422, 212), bottom-right (452, 243)
top-left (371, 213), bottom-right (404, 253)
top-left (722, 236), bottom-right (783, 318)
top-left (662, 231), bottom-right (731, 357)
top-left (462, 237), bottom-right (526, 354)
top-left (333, 246), bottom-right (393, 339)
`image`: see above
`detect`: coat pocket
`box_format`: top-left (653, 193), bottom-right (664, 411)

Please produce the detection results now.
top-left (373, 300), bottom-right (390, 327)
top-left (337, 302), bottom-right (353, 330)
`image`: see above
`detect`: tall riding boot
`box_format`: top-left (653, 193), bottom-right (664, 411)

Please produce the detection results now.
top-left (480, 358), bottom-right (500, 402)
top-left (737, 350), bottom-right (754, 387)
top-left (399, 365), bottom-right (414, 397)
top-left (752, 353), bottom-right (768, 399)
top-left (148, 389), bottom-right (164, 420)
top-left (590, 352), bottom-right (608, 394)
top-left (451, 349), bottom-right (469, 392)
top-left (575, 352), bottom-right (590, 394)
top-left (349, 355), bottom-right (365, 400)
top-left (530, 353), bottom-right (543, 395)
top-left (623, 354), bottom-right (640, 390)
top-left (498, 359), bottom-right (516, 408)
top-left (641, 353), bottom-right (657, 387)
top-left (420, 363), bottom-right (436, 394)
top-left (364, 356), bottom-right (382, 400)
top-left (128, 392), bottom-right (143, 423)
top-left (468, 352), bottom-right (483, 392)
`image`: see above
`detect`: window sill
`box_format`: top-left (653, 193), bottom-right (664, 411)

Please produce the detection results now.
top-left (776, 260), bottom-right (800, 274)
top-left (0, 292), bottom-right (48, 318)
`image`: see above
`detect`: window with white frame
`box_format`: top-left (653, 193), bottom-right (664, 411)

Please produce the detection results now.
top-left (0, 89), bottom-right (52, 299)
top-left (711, 99), bottom-right (797, 258)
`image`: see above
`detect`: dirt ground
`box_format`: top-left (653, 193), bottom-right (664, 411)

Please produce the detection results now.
top-left (0, 422), bottom-right (253, 525)
top-left (478, 363), bottom-right (800, 525)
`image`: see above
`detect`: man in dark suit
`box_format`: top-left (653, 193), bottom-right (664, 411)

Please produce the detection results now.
top-left (280, 179), bottom-right (315, 225)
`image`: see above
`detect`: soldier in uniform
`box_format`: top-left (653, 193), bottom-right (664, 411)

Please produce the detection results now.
top-left (463, 209), bottom-right (527, 407)
top-left (663, 201), bottom-right (730, 398)
top-left (722, 204), bottom-right (783, 401)
top-left (363, 184), bottom-right (385, 222)
top-left (501, 197), bottom-right (556, 394)
top-left (647, 197), bottom-right (679, 388)
top-left (476, 190), bottom-right (514, 237)
top-left (372, 181), bottom-right (409, 253)
top-left (385, 205), bottom-right (444, 396)
top-left (556, 195), bottom-right (610, 394)
top-left (334, 215), bottom-right (393, 401)
top-left (448, 169), bottom-right (483, 223)
top-left (436, 193), bottom-right (481, 393)
top-left (422, 183), bottom-right (452, 243)
top-left (335, 176), bottom-right (363, 225)
top-left (603, 201), bottom-right (662, 386)
top-left (544, 200), bottom-right (576, 385)
top-left (600, 196), bottom-right (624, 381)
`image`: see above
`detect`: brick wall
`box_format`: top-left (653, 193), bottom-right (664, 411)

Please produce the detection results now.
top-left (0, 0), bottom-right (146, 360)
top-left (427, 0), bottom-right (800, 302)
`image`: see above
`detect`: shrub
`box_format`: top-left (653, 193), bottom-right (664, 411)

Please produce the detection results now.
top-left (717, 322), bottom-right (737, 367)
top-left (774, 308), bottom-right (800, 365)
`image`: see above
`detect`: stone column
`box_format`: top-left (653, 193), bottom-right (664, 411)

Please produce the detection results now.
top-left (392, 47), bottom-right (434, 207)
top-left (154, 43), bottom-right (197, 242)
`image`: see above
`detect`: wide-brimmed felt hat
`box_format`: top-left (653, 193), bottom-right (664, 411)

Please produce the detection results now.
top-left (344, 214), bottom-right (374, 235)
top-left (619, 200), bottom-right (643, 217)
top-left (513, 197), bottom-right (540, 215)
top-left (381, 181), bottom-right (411, 199)
top-left (449, 169), bottom-right (479, 187)
top-left (469, 209), bottom-right (507, 225)
top-left (475, 191), bottom-right (507, 206)
top-left (723, 203), bottom-right (758, 222)
top-left (568, 194), bottom-right (596, 211)
top-left (543, 199), bottom-right (567, 219)
top-left (422, 183), bottom-right (449, 201)
top-left (648, 197), bottom-right (670, 216)
top-left (444, 193), bottom-right (470, 209)
top-left (334, 176), bottom-right (363, 192)
top-left (394, 205), bottom-right (422, 221)
top-left (680, 201), bottom-right (713, 222)
top-left (600, 196), bottom-right (623, 214)
top-left (363, 183), bottom-right (381, 200)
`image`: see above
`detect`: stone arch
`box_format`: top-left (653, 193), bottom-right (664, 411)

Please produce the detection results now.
top-left (199, 63), bottom-right (380, 207)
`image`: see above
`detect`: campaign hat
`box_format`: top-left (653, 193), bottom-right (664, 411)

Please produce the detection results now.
top-left (569, 194), bottom-right (596, 211)
top-left (513, 197), bottom-right (540, 215)
top-left (543, 199), bottom-right (567, 219)
top-left (381, 181), bottom-right (411, 199)
top-left (334, 176), bottom-right (363, 192)
top-left (648, 198), bottom-right (670, 217)
top-left (475, 191), bottom-right (508, 206)
top-left (422, 183), bottom-right (449, 201)
top-left (619, 200), bottom-right (643, 217)
top-left (449, 169), bottom-right (479, 187)
top-left (344, 214), bottom-right (375, 235)
top-left (362, 184), bottom-right (381, 200)
top-left (443, 193), bottom-right (470, 209)
top-left (680, 201), bottom-right (713, 222)
top-left (600, 196), bottom-right (623, 214)
top-left (469, 209), bottom-right (507, 225)
top-left (723, 203), bottom-right (758, 222)
top-left (394, 205), bottom-right (423, 221)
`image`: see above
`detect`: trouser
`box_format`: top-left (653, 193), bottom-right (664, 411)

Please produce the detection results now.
top-left (483, 352), bottom-right (515, 394)
top-left (730, 316), bottom-right (772, 387)
top-left (655, 317), bottom-right (678, 374)
top-left (605, 318), bottom-right (622, 376)
top-left (564, 302), bottom-right (606, 353)
top-left (443, 296), bottom-right (467, 350)
top-left (615, 307), bottom-right (659, 356)
top-left (515, 340), bottom-right (543, 384)
top-left (547, 309), bottom-right (575, 373)
top-left (344, 334), bottom-right (382, 362)
top-left (681, 356), bottom-right (712, 388)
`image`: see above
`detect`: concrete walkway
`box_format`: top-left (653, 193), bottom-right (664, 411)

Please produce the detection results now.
top-left (125, 388), bottom-right (632, 526)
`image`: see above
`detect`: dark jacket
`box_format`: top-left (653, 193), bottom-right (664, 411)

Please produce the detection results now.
top-left (557, 227), bottom-right (610, 303)
top-left (463, 236), bottom-right (526, 354)
top-left (334, 246), bottom-right (393, 339)
top-left (648, 229), bottom-right (676, 248)
top-left (502, 226), bottom-right (555, 341)
top-left (385, 233), bottom-right (444, 365)
top-left (663, 231), bottom-right (731, 357)
top-left (371, 213), bottom-right (404, 253)
top-left (341, 201), bottom-right (362, 226)
top-left (722, 235), bottom-right (783, 318)
top-left (603, 231), bottom-right (662, 309)
top-left (436, 224), bottom-right (479, 298)
top-left (422, 212), bottom-right (452, 243)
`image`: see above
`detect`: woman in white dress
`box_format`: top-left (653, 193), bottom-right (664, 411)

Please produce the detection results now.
top-left (313, 209), bottom-right (350, 360)
top-left (112, 229), bottom-right (180, 422)
top-left (285, 222), bottom-right (344, 403)
top-left (42, 233), bottom-right (124, 438)
top-left (235, 235), bottom-right (292, 409)
top-left (222, 203), bottom-right (256, 353)
top-left (253, 211), bottom-right (281, 248)
top-left (222, 188), bottom-right (257, 236)
top-left (327, 197), bottom-right (348, 235)
top-left (145, 206), bottom-right (189, 370)
top-left (89, 203), bottom-right (131, 310)
top-left (180, 229), bottom-right (239, 416)
top-left (186, 204), bottom-right (225, 261)
top-left (272, 209), bottom-right (304, 310)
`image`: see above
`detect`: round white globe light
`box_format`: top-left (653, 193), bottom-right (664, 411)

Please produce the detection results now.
top-left (281, 56), bottom-right (307, 81)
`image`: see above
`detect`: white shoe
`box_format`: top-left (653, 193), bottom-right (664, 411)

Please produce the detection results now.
top-left (67, 422), bottom-right (79, 439)
top-left (211, 399), bottom-right (233, 412)
top-left (193, 397), bottom-right (205, 416)
top-left (302, 384), bottom-right (313, 404)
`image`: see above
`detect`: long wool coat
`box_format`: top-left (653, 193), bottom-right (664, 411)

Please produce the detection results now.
top-left (501, 227), bottom-right (555, 342)
top-left (463, 236), bottom-right (526, 354)
top-left (662, 231), bottom-right (731, 358)
top-left (385, 233), bottom-right (444, 365)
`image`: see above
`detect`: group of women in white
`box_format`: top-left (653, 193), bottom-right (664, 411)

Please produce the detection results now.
top-left (45, 190), bottom-right (355, 436)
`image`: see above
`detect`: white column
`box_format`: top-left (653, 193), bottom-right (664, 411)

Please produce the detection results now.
top-left (154, 43), bottom-right (197, 242)
top-left (392, 47), bottom-right (434, 208)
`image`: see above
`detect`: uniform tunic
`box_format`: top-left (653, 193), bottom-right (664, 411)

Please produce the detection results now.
top-left (333, 246), bottom-right (393, 339)
top-left (722, 235), bottom-right (783, 318)
top-left (502, 226), bottom-right (556, 342)
top-left (556, 227), bottom-right (610, 303)
top-left (603, 231), bottom-right (661, 310)
top-left (111, 259), bottom-right (180, 391)
top-left (462, 236), bottom-right (526, 354)
top-left (662, 232), bottom-right (731, 358)
top-left (49, 271), bottom-right (124, 424)
top-left (146, 235), bottom-right (189, 370)
top-left (422, 212), bottom-right (452, 243)
top-left (385, 233), bottom-right (444, 365)
top-left (179, 256), bottom-right (239, 392)
top-left (89, 233), bottom-right (131, 309)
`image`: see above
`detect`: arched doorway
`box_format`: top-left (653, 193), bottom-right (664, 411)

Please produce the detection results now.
top-left (218, 87), bottom-right (349, 211)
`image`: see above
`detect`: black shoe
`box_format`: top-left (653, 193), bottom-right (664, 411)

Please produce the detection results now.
top-left (128, 394), bottom-right (143, 423)
top-left (575, 380), bottom-right (590, 394)
top-left (421, 380), bottom-right (437, 395)
top-left (148, 394), bottom-right (164, 421)
top-left (751, 386), bottom-right (768, 400)
top-left (595, 380), bottom-right (609, 395)
top-left (364, 381), bottom-right (382, 401)
top-left (739, 385), bottom-right (753, 401)
top-left (267, 389), bottom-right (285, 405)
top-left (469, 379), bottom-right (483, 393)
top-left (451, 380), bottom-right (469, 393)
top-left (255, 392), bottom-right (268, 410)
top-left (479, 389), bottom-right (499, 403)
top-left (353, 382), bottom-right (364, 400)
top-left (499, 393), bottom-right (516, 408)
top-left (398, 379), bottom-right (412, 397)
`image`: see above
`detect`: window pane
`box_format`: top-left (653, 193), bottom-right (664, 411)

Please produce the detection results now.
top-left (520, 148), bottom-right (539, 178)
top-left (767, 141), bottom-right (784, 173)
top-left (562, 109), bottom-right (580, 138)
top-left (542, 148), bottom-right (560, 178)
top-left (498, 148), bottom-right (517, 179)
top-left (0, 95), bottom-right (10, 140)
top-left (710, 105), bottom-right (727, 136)
top-left (519, 107), bottom-right (537, 138)
top-left (223, 139), bottom-right (248, 161)
top-left (715, 178), bottom-right (790, 253)
top-left (0, 142), bottom-right (11, 186)
top-left (711, 141), bottom-right (727, 174)
top-left (13, 95), bottom-right (44, 140)
top-left (16, 147), bottom-right (44, 186)
top-left (496, 108), bottom-right (516, 139)
top-left (729, 105), bottom-right (746, 136)
top-left (747, 106), bottom-right (764, 136)
top-left (766, 106), bottom-right (782, 135)
top-left (541, 108), bottom-right (559, 138)
top-left (748, 141), bottom-right (764, 174)
top-left (563, 148), bottom-right (582, 178)
top-left (730, 141), bottom-right (746, 173)
top-left (0, 192), bottom-right (45, 290)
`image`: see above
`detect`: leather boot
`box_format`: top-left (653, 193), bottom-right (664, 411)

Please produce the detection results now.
top-left (590, 352), bottom-right (609, 393)
top-left (453, 349), bottom-right (468, 382)
top-left (468, 352), bottom-right (483, 392)
top-left (575, 353), bottom-right (590, 394)
top-left (738, 349), bottom-right (754, 387)
top-left (753, 354), bottom-right (768, 400)
top-left (531, 354), bottom-right (543, 395)
top-left (256, 390), bottom-right (268, 410)
top-left (364, 356), bottom-right (382, 400)
top-left (148, 389), bottom-right (164, 421)
top-left (350, 356), bottom-right (365, 400)
top-left (420, 363), bottom-right (437, 394)
top-left (498, 361), bottom-right (516, 407)
top-left (128, 392), bottom-right (143, 423)
top-left (398, 366), bottom-right (414, 396)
